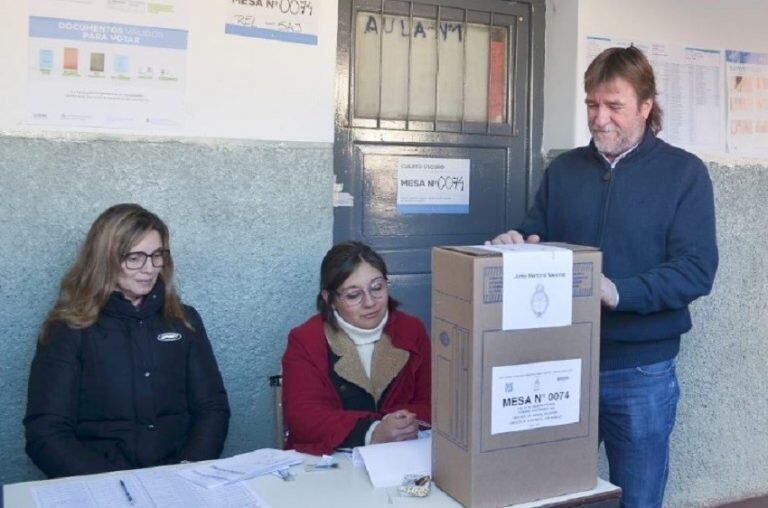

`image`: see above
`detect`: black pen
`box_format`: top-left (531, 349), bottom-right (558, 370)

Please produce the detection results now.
top-left (119, 479), bottom-right (135, 505)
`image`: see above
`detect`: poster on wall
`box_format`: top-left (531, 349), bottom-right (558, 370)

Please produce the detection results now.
top-left (725, 50), bottom-right (768, 157)
top-left (585, 36), bottom-right (725, 154)
top-left (396, 157), bottom-right (470, 214)
top-left (27, 0), bottom-right (189, 131)
top-left (225, 0), bottom-right (318, 46)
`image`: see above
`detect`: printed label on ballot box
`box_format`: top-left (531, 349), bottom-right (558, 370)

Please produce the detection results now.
top-left (491, 359), bottom-right (581, 434)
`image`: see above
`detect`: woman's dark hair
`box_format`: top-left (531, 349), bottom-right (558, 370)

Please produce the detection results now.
top-left (317, 241), bottom-right (399, 329)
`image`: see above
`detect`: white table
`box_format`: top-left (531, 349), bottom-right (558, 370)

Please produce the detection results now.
top-left (3, 453), bottom-right (620, 508)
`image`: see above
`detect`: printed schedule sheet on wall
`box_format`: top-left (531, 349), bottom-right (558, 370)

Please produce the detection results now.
top-left (726, 50), bottom-right (768, 157)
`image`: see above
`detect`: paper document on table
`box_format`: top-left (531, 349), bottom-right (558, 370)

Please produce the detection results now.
top-left (175, 448), bottom-right (304, 488)
top-left (86, 475), bottom-right (153, 506)
top-left (32, 480), bottom-right (94, 508)
top-left (352, 435), bottom-right (431, 488)
top-left (32, 473), bottom-right (152, 508)
top-left (135, 468), bottom-right (268, 507)
top-left (31, 469), bottom-right (269, 508)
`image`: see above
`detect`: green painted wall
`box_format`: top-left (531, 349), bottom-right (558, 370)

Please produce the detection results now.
top-left (0, 136), bottom-right (334, 484)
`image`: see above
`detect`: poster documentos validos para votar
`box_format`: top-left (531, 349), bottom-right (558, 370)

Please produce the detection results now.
top-left (27, 0), bottom-right (189, 132)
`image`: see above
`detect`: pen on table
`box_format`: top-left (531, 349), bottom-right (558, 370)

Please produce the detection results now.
top-left (119, 479), bottom-right (135, 505)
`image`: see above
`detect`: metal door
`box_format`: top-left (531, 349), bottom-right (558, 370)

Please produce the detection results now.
top-left (334, 0), bottom-right (545, 328)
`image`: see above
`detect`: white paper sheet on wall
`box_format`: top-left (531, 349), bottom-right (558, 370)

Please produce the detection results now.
top-left (726, 50), bottom-right (768, 157)
top-left (27, 0), bottom-right (190, 132)
top-left (225, 0), bottom-right (319, 46)
top-left (396, 157), bottom-right (470, 214)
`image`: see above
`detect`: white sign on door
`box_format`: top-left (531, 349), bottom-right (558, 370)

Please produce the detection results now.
top-left (396, 157), bottom-right (470, 214)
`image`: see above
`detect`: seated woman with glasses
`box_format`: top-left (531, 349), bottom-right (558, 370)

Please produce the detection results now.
top-left (282, 241), bottom-right (430, 455)
top-left (24, 204), bottom-right (230, 478)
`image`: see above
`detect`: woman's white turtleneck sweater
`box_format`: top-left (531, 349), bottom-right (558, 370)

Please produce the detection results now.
top-left (333, 310), bottom-right (388, 378)
top-left (333, 310), bottom-right (388, 444)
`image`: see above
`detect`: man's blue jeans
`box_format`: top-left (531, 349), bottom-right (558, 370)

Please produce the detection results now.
top-left (599, 358), bottom-right (680, 508)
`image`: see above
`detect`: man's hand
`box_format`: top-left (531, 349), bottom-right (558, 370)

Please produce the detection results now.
top-left (371, 410), bottom-right (418, 444)
top-left (600, 274), bottom-right (619, 309)
top-left (486, 230), bottom-right (541, 245)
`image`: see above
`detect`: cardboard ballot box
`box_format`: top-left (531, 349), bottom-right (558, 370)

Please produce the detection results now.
top-left (431, 244), bottom-right (602, 508)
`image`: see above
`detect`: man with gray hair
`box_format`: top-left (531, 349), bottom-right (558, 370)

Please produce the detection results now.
top-left (490, 46), bottom-right (718, 507)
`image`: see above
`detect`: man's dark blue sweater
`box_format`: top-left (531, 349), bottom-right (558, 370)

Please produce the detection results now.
top-left (520, 128), bottom-right (718, 370)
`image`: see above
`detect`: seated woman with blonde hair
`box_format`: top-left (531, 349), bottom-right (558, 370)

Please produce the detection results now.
top-left (24, 204), bottom-right (230, 478)
top-left (282, 241), bottom-right (430, 455)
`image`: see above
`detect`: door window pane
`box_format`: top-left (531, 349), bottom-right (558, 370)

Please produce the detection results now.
top-left (354, 10), bottom-right (509, 125)
top-left (380, 15), bottom-right (410, 118)
top-left (354, 12), bottom-right (382, 118)
top-left (409, 18), bottom-right (437, 120)
top-left (488, 26), bottom-right (508, 123)
top-left (436, 21), bottom-right (464, 122)
top-left (354, 12), bottom-right (410, 119)
top-left (464, 23), bottom-right (489, 123)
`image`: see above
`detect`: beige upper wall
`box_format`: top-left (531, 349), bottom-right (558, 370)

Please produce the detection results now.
top-left (543, 0), bottom-right (581, 151)
top-left (543, 0), bottom-right (768, 157)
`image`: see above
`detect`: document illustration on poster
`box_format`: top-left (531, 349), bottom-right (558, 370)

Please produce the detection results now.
top-left (26, 0), bottom-right (189, 132)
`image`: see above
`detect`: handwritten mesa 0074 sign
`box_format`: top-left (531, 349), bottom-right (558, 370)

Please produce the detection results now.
top-left (226, 0), bottom-right (318, 46)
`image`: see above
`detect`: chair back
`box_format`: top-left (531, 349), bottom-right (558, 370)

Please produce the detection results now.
top-left (269, 374), bottom-right (289, 449)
